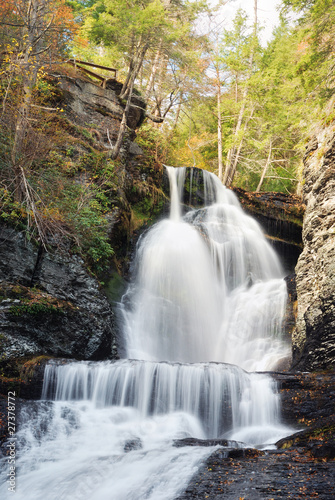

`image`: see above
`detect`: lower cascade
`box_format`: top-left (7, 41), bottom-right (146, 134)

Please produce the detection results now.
top-left (0, 167), bottom-right (293, 500)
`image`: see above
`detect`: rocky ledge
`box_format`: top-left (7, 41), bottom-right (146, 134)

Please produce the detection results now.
top-left (177, 446), bottom-right (335, 500)
top-left (0, 225), bottom-right (117, 372)
top-left (49, 71), bottom-right (146, 146)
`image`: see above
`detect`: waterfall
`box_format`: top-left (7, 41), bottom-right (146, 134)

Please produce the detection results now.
top-left (123, 166), bottom-right (289, 370)
top-left (41, 359), bottom-right (281, 439)
top-left (0, 166), bottom-right (292, 500)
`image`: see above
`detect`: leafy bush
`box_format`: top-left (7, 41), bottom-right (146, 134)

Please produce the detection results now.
top-left (0, 188), bottom-right (27, 229)
top-left (34, 153), bottom-right (116, 274)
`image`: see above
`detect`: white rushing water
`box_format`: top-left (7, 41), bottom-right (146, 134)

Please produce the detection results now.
top-left (124, 167), bottom-right (290, 371)
top-left (0, 166), bottom-right (292, 500)
top-left (41, 360), bottom-right (282, 439)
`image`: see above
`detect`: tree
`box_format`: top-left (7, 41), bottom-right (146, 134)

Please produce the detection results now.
top-left (165, 5), bottom-right (315, 193)
top-left (202, 16), bottom-right (227, 181)
top-left (0, 0), bottom-right (77, 238)
top-left (84, 0), bottom-right (208, 159)
top-left (281, 0), bottom-right (335, 100)
top-left (84, 0), bottom-right (170, 159)
top-left (85, 0), bottom-right (167, 99)
top-left (223, 0), bottom-right (259, 187)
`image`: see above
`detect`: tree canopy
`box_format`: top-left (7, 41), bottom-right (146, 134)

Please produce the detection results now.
top-left (1, 0), bottom-right (335, 228)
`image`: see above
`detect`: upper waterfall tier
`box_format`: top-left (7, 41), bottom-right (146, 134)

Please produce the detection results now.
top-left (122, 167), bottom-right (290, 371)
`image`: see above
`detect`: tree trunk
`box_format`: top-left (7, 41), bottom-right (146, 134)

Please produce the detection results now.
top-left (217, 74), bottom-right (223, 181)
top-left (145, 42), bottom-right (162, 100)
top-left (224, 106), bottom-right (254, 187)
top-left (223, 0), bottom-right (258, 186)
top-left (120, 42), bottom-right (148, 100)
top-left (120, 36), bottom-right (136, 97)
top-left (110, 74), bottom-right (137, 160)
top-left (149, 51), bottom-right (169, 125)
top-left (256, 139), bottom-right (272, 192)
top-left (172, 97), bottom-right (182, 130)
top-left (114, 41), bottom-right (150, 157)
top-left (11, 0), bottom-right (41, 202)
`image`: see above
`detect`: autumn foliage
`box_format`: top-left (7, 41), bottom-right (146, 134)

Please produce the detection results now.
top-left (0, 0), bottom-right (78, 58)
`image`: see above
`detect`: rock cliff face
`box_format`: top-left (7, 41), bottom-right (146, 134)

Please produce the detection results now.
top-left (0, 226), bottom-right (117, 364)
top-left (293, 127), bottom-right (335, 370)
top-left (0, 68), bottom-right (169, 378)
top-left (52, 72), bottom-right (146, 145)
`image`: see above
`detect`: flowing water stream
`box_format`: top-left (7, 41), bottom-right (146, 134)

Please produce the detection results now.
top-left (0, 167), bottom-right (292, 500)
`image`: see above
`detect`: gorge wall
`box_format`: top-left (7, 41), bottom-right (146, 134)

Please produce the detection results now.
top-left (293, 126), bottom-right (335, 371)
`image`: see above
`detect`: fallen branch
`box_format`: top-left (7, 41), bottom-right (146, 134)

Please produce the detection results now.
top-left (30, 104), bottom-right (59, 112)
top-left (145, 112), bottom-right (164, 123)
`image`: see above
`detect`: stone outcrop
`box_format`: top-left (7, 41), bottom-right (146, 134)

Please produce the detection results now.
top-left (177, 446), bottom-right (335, 500)
top-left (272, 371), bottom-right (335, 427)
top-left (0, 226), bottom-right (117, 365)
top-left (293, 127), bottom-right (335, 371)
top-left (51, 72), bottom-right (146, 146)
top-left (50, 72), bottom-right (165, 276)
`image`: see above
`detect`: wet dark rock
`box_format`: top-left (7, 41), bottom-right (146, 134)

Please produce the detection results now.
top-left (282, 273), bottom-right (298, 345)
top-left (284, 273), bottom-right (297, 303)
top-left (233, 188), bottom-right (304, 273)
top-left (0, 395), bottom-right (9, 449)
top-left (173, 438), bottom-right (241, 448)
top-left (271, 371), bottom-right (335, 427)
top-left (276, 415), bottom-right (335, 449)
top-left (308, 441), bottom-right (335, 460)
top-left (228, 448), bottom-right (265, 458)
top-left (18, 357), bottom-right (51, 399)
top-left (124, 438), bottom-right (142, 452)
top-left (233, 188), bottom-right (304, 240)
top-left (0, 225), bottom-right (117, 371)
top-left (177, 447), bottom-right (335, 500)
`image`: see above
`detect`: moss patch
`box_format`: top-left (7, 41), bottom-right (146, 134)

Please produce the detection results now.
top-left (0, 283), bottom-right (75, 318)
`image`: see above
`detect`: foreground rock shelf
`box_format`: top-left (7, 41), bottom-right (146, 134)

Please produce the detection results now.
top-left (177, 447), bottom-right (335, 500)
top-left (271, 371), bottom-right (335, 426)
